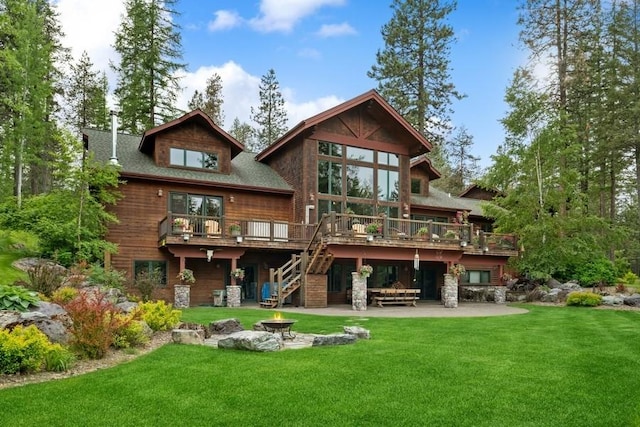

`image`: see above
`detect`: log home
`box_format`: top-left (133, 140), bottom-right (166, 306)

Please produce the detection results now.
top-left (85, 90), bottom-right (517, 308)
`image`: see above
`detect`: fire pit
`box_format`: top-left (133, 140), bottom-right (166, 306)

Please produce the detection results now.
top-left (261, 316), bottom-right (296, 339)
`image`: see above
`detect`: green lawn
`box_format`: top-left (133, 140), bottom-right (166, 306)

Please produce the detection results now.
top-left (1, 305), bottom-right (639, 427)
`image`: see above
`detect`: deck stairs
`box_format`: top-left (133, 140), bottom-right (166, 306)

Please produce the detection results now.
top-left (260, 218), bottom-right (334, 308)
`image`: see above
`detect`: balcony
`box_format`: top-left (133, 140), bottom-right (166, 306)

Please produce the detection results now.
top-left (158, 212), bottom-right (518, 256)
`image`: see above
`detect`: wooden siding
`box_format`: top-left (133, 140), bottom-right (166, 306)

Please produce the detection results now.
top-left (154, 122), bottom-right (232, 174)
top-left (305, 274), bottom-right (328, 308)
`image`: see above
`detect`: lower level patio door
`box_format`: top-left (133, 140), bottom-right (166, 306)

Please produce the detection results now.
top-left (238, 264), bottom-right (257, 302)
top-left (415, 268), bottom-right (437, 300)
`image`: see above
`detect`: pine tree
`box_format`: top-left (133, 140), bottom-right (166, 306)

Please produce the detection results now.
top-left (228, 117), bottom-right (256, 150)
top-left (250, 69), bottom-right (288, 150)
top-left (367, 0), bottom-right (463, 142)
top-left (188, 72), bottom-right (224, 124)
top-left (112, 0), bottom-right (185, 134)
top-left (442, 126), bottom-right (480, 194)
top-left (67, 51), bottom-right (109, 133)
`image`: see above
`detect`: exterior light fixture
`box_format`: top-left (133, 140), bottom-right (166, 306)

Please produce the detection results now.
top-left (460, 240), bottom-right (468, 247)
top-left (414, 250), bottom-right (420, 270)
top-left (236, 235), bottom-right (243, 244)
top-left (183, 233), bottom-right (190, 242)
top-left (366, 234), bottom-right (374, 242)
top-left (483, 246), bottom-right (489, 253)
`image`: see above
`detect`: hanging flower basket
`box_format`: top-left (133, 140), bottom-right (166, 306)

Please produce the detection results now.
top-left (450, 263), bottom-right (465, 278)
top-left (359, 264), bottom-right (373, 278)
top-left (230, 268), bottom-right (245, 282)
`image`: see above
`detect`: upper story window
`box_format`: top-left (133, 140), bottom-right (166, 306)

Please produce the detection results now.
top-left (170, 147), bottom-right (218, 171)
top-left (411, 178), bottom-right (422, 194)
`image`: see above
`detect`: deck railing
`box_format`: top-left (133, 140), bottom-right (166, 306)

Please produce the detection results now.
top-left (159, 212), bottom-right (518, 252)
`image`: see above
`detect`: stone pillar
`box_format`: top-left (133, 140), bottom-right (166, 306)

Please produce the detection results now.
top-left (494, 286), bottom-right (506, 304)
top-left (226, 285), bottom-right (241, 308)
top-left (351, 272), bottom-right (367, 311)
top-left (174, 284), bottom-right (190, 309)
top-left (443, 274), bottom-right (458, 308)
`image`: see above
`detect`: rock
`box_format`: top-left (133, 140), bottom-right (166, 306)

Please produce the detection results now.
top-left (116, 301), bottom-right (138, 313)
top-left (178, 322), bottom-right (210, 338)
top-left (172, 329), bottom-right (205, 345)
top-left (343, 326), bottom-right (370, 339)
top-left (0, 311), bottom-right (20, 329)
top-left (11, 257), bottom-right (66, 274)
top-left (31, 319), bottom-right (70, 344)
top-left (217, 331), bottom-right (282, 352)
top-left (312, 333), bottom-right (357, 347)
top-left (560, 281), bottom-right (582, 291)
top-left (602, 295), bottom-right (624, 306)
top-left (33, 301), bottom-right (66, 317)
top-left (547, 278), bottom-right (562, 289)
top-left (252, 321), bottom-right (267, 331)
top-left (623, 294), bottom-right (640, 307)
top-left (209, 318), bottom-right (244, 335)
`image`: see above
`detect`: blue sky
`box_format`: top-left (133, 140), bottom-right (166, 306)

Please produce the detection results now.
top-left (56, 0), bottom-right (524, 168)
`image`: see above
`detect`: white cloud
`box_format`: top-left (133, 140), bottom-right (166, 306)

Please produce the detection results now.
top-left (55, 0), bottom-right (124, 77)
top-left (315, 22), bottom-right (357, 38)
top-left (249, 0), bottom-right (346, 33)
top-left (179, 62), bottom-right (343, 131)
top-left (208, 10), bottom-right (243, 32)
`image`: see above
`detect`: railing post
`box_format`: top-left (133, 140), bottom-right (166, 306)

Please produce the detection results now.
top-left (427, 220), bottom-right (433, 241)
top-left (277, 268), bottom-right (283, 307)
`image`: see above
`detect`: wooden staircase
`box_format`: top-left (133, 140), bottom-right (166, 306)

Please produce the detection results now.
top-left (260, 218), bottom-right (334, 308)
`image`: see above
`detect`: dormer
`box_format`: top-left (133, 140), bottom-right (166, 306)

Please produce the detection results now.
top-left (138, 110), bottom-right (244, 175)
top-left (410, 156), bottom-right (441, 196)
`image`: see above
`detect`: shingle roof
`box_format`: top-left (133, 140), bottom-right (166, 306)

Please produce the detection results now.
top-left (411, 186), bottom-right (485, 216)
top-left (84, 128), bottom-right (293, 192)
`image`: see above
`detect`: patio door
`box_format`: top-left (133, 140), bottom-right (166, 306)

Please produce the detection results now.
top-left (238, 264), bottom-right (257, 302)
top-left (415, 268), bottom-right (437, 300)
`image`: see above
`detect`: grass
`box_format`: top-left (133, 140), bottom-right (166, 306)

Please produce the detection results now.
top-left (1, 305), bottom-right (640, 426)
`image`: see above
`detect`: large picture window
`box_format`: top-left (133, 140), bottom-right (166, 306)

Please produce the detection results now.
top-left (462, 270), bottom-right (491, 284)
top-left (170, 148), bottom-right (218, 171)
top-left (133, 260), bottom-right (167, 286)
top-left (317, 141), bottom-right (401, 220)
top-left (170, 192), bottom-right (222, 217)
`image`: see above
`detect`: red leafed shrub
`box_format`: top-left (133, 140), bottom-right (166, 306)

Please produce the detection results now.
top-left (63, 291), bottom-right (120, 359)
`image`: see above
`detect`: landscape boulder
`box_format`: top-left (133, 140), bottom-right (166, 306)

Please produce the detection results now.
top-left (172, 329), bottom-right (205, 345)
top-left (343, 326), bottom-right (370, 339)
top-left (623, 294), bottom-right (640, 307)
top-left (209, 318), bottom-right (244, 335)
top-left (217, 331), bottom-right (283, 352)
top-left (312, 333), bottom-right (357, 347)
top-left (602, 295), bottom-right (624, 306)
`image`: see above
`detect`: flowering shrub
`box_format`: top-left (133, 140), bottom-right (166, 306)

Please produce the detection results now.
top-left (228, 221), bottom-right (241, 232)
top-left (359, 264), bottom-right (373, 278)
top-left (230, 268), bottom-right (245, 280)
top-left (177, 268), bottom-right (195, 285)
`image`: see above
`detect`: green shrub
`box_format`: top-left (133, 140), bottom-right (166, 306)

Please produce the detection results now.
top-left (0, 325), bottom-right (52, 374)
top-left (566, 291), bottom-right (603, 307)
top-left (89, 264), bottom-right (126, 290)
top-left (26, 260), bottom-right (65, 297)
top-left (63, 291), bottom-right (120, 359)
top-left (619, 271), bottom-right (639, 287)
top-left (573, 258), bottom-right (617, 287)
top-left (0, 283), bottom-right (40, 311)
top-left (44, 343), bottom-right (76, 372)
top-left (136, 300), bottom-right (181, 331)
top-left (51, 286), bottom-right (79, 305)
top-left (112, 313), bottom-right (150, 349)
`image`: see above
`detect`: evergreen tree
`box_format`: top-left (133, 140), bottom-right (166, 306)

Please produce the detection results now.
top-left (67, 51), bottom-right (109, 133)
top-left (442, 126), bottom-right (480, 194)
top-left (367, 0), bottom-right (463, 142)
top-left (250, 68), bottom-right (288, 150)
top-left (228, 117), bottom-right (256, 150)
top-left (112, 0), bottom-right (185, 134)
top-left (187, 72), bottom-right (224, 124)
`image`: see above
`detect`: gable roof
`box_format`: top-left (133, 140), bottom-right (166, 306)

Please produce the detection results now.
top-left (410, 155), bottom-right (441, 180)
top-left (256, 89), bottom-right (433, 161)
top-left (458, 183), bottom-right (500, 200)
top-left (84, 128), bottom-right (293, 194)
top-left (411, 186), bottom-right (485, 217)
top-left (138, 109), bottom-right (244, 158)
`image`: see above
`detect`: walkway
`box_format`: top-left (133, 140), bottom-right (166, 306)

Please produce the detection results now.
top-left (269, 301), bottom-right (529, 318)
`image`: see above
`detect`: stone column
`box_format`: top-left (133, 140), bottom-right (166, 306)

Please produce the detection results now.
top-left (443, 274), bottom-right (458, 308)
top-left (226, 285), bottom-right (241, 307)
top-left (174, 284), bottom-right (190, 309)
top-left (351, 272), bottom-right (367, 311)
top-left (494, 286), bottom-right (506, 304)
